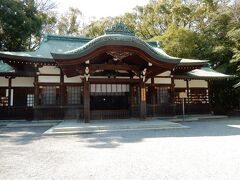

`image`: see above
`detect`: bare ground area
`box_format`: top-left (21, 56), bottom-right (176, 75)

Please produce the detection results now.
top-left (1, 117), bottom-right (240, 180)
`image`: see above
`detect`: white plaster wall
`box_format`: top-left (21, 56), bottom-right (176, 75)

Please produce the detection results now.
top-left (39, 66), bottom-right (60, 74)
top-left (0, 77), bottom-right (8, 87)
top-left (174, 79), bottom-right (187, 88)
top-left (157, 71), bottom-right (171, 76)
top-left (189, 80), bottom-right (208, 88)
top-left (154, 77), bottom-right (171, 84)
top-left (64, 75), bottom-right (82, 83)
top-left (12, 77), bottom-right (34, 87)
top-left (38, 76), bottom-right (60, 83)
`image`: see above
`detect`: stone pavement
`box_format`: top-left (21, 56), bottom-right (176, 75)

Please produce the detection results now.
top-left (44, 119), bottom-right (189, 135)
top-left (1, 117), bottom-right (240, 180)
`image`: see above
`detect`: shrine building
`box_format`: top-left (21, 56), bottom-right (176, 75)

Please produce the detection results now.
top-left (0, 22), bottom-right (230, 122)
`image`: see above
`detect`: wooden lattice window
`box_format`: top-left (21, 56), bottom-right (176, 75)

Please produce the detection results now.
top-left (156, 87), bottom-right (170, 104)
top-left (132, 86), bottom-right (140, 105)
top-left (41, 86), bottom-right (58, 105)
top-left (189, 88), bottom-right (209, 104)
top-left (27, 94), bottom-right (34, 107)
top-left (90, 84), bottom-right (129, 96)
top-left (0, 88), bottom-right (8, 107)
top-left (175, 88), bottom-right (209, 104)
top-left (67, 86), bottom-right (83, 105)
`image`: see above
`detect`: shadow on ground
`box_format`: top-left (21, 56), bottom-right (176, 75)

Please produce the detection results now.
top-left (79, 118), bottom-right (240, 148)
top-left (1, 118), bottom-right (240, 148)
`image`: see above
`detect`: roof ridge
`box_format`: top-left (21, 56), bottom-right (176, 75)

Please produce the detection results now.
top-left (43, 34), bottom-right (92, 43)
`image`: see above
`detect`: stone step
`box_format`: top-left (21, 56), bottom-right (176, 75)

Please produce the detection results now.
top-left (160, 115), bottom-right (228, 122)
top-left (44, 120), bottom-right (189, 135)
top-left (6, 121), bottom-right (60, 128)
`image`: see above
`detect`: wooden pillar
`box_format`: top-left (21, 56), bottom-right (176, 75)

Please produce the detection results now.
top-left (60, 70), bottom-right (65, 106)
top-left (207, 80), bottom-right (212, 113)
top-left (185, 79), bottom-right (191, 114)
top-left (151, 77), bottom-right (156, 116)
top-left (170, 75), bottom-right (176, 115)
top-left (170, 75), bottom-right (175, 104)
top-left (186, 79), bottom-right (190, 104)
top-left (140, 81), bottom-right (146, 120)
top-left (7, 77), bottom-right (12, 109)
top-left (34, 74), bottom-right (39, 107)
top-left (130, 84), bottom-right (134, 117)
top-left (83, 79), bottom-right (90, 123)
top-left (33, 74), bottom-right (39, 120)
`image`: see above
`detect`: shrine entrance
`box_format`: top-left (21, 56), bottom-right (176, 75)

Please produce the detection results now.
top-left (89, 83), bottom-right (130, 119)
top-left (90, 83), bottom-right (130, 111)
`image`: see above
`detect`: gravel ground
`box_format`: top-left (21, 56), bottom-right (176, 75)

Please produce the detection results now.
top-left (1, 117), bottom-right (240, 180)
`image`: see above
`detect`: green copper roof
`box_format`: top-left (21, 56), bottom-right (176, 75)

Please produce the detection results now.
top-left (0, 60), bottom-right (15, 73)
top-left (174, 67), bottom-right (232, 79)
top-left (178, 58), bottom-right (209, 66)
top-left (0, 35), bottom-right (92, 62)
top-left (52, 34), bottom-right (181, 64)
top-left (0, 22), bottom-right (209, 67)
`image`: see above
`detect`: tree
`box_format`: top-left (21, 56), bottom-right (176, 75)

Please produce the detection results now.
top-left (82, 17), bottom-right (119, 38)
top-left (56, 7), bottom-right (83, 35)
top-left (35, 0), bottom-right (57, 35)
top-left (0, 0), bottom-right (56, 51)
top-left (0, 0), bottom-right (45, 51)
top-left (152, 24), bottom-right (201, 58)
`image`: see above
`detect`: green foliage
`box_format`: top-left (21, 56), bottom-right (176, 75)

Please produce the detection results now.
top-left (0, 0), bottom-right (56, 51)
top-left (57, 7), bottom-right (83, 35)
top-left (83, 17), bottom-right (118, 38)
top-left (0, 0), bottom-right (52, 51)
top-left (151, 24), bottom-right (200, 58)
top-left (211, 79), bottom-right (240, 114)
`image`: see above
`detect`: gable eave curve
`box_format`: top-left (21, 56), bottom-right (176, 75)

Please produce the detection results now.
top-left (51, 34), bottom-right (181, 65)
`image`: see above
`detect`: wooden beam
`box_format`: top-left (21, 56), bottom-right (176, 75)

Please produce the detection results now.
top-left (145, 66), bottom-right (166, 80)
top-left (90, 64), bottom-right (140, 74)
top-left (89, 78), bottom-right (140, 84)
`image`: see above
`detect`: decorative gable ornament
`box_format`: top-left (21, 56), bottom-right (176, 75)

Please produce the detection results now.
top-left (105, 21), bottom-right (135, 36)
top-left (107, 51), bottom-right (132, 61)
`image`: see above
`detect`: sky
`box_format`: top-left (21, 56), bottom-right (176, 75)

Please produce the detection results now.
top-left (54, 0), bottom-right (149, 20)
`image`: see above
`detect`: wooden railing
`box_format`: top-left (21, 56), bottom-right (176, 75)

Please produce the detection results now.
top-left (0, 107), bottom-right (33, 120)
top-left (90, 110), bottom-right (130, 120)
